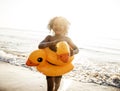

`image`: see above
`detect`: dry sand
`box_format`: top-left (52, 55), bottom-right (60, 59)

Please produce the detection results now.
top-left (0, 61), bottom-right (119, 91)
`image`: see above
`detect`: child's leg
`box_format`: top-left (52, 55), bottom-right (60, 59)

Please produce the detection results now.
top-left (46, 76), bottom-right (54, 91)
top-left (54, 76), bottom-right (62, 91)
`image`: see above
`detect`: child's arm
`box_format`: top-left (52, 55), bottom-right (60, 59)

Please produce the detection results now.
top-left (38, 35), bottom-right (51, 48)
top-left (67, 37), bottom-right (79, 56)
top-left (38, 35), bottom-right (57, 49)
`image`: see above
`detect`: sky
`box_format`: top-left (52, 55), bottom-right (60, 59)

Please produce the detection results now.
top-left (0, 0), bottom-right (120, 47)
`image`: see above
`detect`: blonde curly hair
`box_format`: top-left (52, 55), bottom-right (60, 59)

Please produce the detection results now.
top-left (47, 16), bottom-right (70, 34)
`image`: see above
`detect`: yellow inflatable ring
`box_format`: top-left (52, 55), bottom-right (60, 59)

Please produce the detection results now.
top-left (26, 41), bottom-right (74, 76)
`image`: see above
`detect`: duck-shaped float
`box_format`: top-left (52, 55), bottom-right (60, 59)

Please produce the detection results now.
top-left (26, 41), bottom-right (74, 76)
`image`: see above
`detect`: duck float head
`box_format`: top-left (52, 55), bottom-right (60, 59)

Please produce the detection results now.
top-left (26, 41), bottom-right (74, 76)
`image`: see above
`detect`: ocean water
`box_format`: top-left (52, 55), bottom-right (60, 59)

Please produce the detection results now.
top-left (0, 28), bottom-right (120, 60)
top-left (0, 28), bottom-right (48, 53)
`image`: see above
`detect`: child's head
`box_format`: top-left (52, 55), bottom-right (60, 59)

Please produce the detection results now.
top-left (48, 16), bottom-right (70, 35)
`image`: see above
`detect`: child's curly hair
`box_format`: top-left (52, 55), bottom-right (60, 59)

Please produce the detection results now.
top-left (47, 16), bottom-right (70, 34)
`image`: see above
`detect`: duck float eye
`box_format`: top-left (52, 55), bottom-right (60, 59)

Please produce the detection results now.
top-left (37, 57), bottom-right (43, 62)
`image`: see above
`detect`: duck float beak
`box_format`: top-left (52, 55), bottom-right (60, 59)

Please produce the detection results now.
top-left (26, 59), bottom-right (39, 66)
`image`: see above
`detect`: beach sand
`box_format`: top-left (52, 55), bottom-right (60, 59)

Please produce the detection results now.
top-left (0, 61), bottom-right (119, 91)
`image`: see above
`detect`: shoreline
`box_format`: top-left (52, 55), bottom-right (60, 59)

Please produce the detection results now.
top-left (0, 61), bottom-right (120, 91)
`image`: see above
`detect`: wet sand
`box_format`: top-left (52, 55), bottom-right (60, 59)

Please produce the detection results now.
top-left (0, 61), bottom-right (119, 91)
